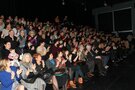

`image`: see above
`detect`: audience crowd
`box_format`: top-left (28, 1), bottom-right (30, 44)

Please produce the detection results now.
top-left (0, 15), bottom-right (135, 90)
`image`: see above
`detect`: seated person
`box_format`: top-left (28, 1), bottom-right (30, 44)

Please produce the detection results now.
top-left (8, 48), bottom-right (20, 67)
top-left (55, 51), bottom-right (68, 90)
top-left (20, 53), bottom-right (46, 90)
top-left (33, 53), bottom-right (59, 90)
top-left (0, 59), bottom-right (24, 90)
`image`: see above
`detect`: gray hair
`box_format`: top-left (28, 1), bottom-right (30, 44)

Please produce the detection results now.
top-left (22, 53), bottom-right (32, 63)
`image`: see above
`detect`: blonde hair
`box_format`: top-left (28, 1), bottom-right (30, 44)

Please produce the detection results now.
top-left (28, 30), bottom-right (36, 36)
top-left (22, 53), bottom-right (32, 63)
top-left (0, 59), bottom-right (9, 71)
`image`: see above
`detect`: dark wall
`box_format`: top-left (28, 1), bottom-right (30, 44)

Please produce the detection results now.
top-left (0, 0), bottom-right (95, 25)
top-left (0, 0), bottom-right (16, 16)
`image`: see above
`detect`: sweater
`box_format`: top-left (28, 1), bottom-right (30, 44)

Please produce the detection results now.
top-left (0, 66), bottom-right (20, 90)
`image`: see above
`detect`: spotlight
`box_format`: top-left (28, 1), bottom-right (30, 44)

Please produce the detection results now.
top-left (104, 1), bottom-right (107, 7)
top-left (62, 0), bottom-right (65, 5)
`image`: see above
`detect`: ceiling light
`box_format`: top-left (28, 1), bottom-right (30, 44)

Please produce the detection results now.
top-left (104, 1), bottom-right (107, 7)
top-left (62, 0), bottom-right (65, 5)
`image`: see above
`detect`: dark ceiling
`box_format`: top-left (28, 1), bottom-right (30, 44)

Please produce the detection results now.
top-left (0, 0), bottom-right (130, 25)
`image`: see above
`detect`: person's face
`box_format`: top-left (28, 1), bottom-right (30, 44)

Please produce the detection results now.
top-left (1, 15), bottom-right (4, 19)
top-left (6, 24), bottom-right (11, 30)
top-left (11, 49), bottom-right (15, 53)
top-left (60, 32), bottom-right (64, 36)
top-left (28, 42), bottom-right (32, 47)
top-left (5, 42), bottom-right (11, 50)
top-left (74, 48), bottom-right (77, 52)
top-left (38, 30), bottom-right (42, 35)
top-left (30, 32), bottom-right (34, 37)
top-left (41, 42), bottom-right (45, 46)
top-left (112, 42), bottom-right (115, 46)
top-left (65, 50), bottom-right (69, 55)
top-left (30, 26), bottom-right (33, 30)
top-left (36, 55), bottom-right (42, 61)
top-left (16, 25), bottom-right (20, 29)
top-left (69, 54), bottom-right (72, 59)
top-left (59, 52), bottom-right (63, 57)
top-left (55, 41), bottom-right (59, 45)
top-left (87, 45), bottom-right (91, 51)
top-left (9, 31), bottom-right (14, 36)
top-left (20, 31), bottom-right (25, 36)
top-left (80, 45), bottom-right (84, 51)
top-left (20, 26), bottom-right (24, 30)
top-left (73, 38), bottom-right (76, 42)
top-left (49, 53), bottom-right (53, 59)
top-left (25, 55), bottom-right (31, 63)
top-left (8, 16), bottom-right (12, 20)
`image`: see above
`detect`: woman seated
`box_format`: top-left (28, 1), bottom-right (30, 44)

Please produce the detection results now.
top-left (63, 50), bottom-right (77, 88)
top-left (0, 59), bottom-right (24, 90)
top-left (55, 51), bottom-right (68, 90)
top-left (33, 53), bottom-right (59, 90)
top-left (45, 52), bottom-right (68, 90)
top-left (36, 40), bottom-right (50, 60)
top-left (8, 48), bottom-right (20, 67)
top-left (71, 47), bottom-right (84, 84)
top-left (20, 53), bottom-right (46, 90)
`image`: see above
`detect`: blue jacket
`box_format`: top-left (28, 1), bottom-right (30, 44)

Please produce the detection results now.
top-left (0, 66), bottom-right (20, 90)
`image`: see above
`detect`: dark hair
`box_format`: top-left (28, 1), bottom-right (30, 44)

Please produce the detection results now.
top-left (45, 51), bottom-right (53, 59)
top-left (38, 40), bottom-right (45, 46)
top-left (4, 41), bottom-right (11, 45)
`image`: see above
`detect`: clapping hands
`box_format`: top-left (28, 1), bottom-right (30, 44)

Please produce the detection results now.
top-left (17, 68), bottom-right (23, 75)
top-left (11, 71), bottom-right (15, 79)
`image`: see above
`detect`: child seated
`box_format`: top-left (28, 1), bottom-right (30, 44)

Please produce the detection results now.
top-left (8, 49), bottom-right (20, 67)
